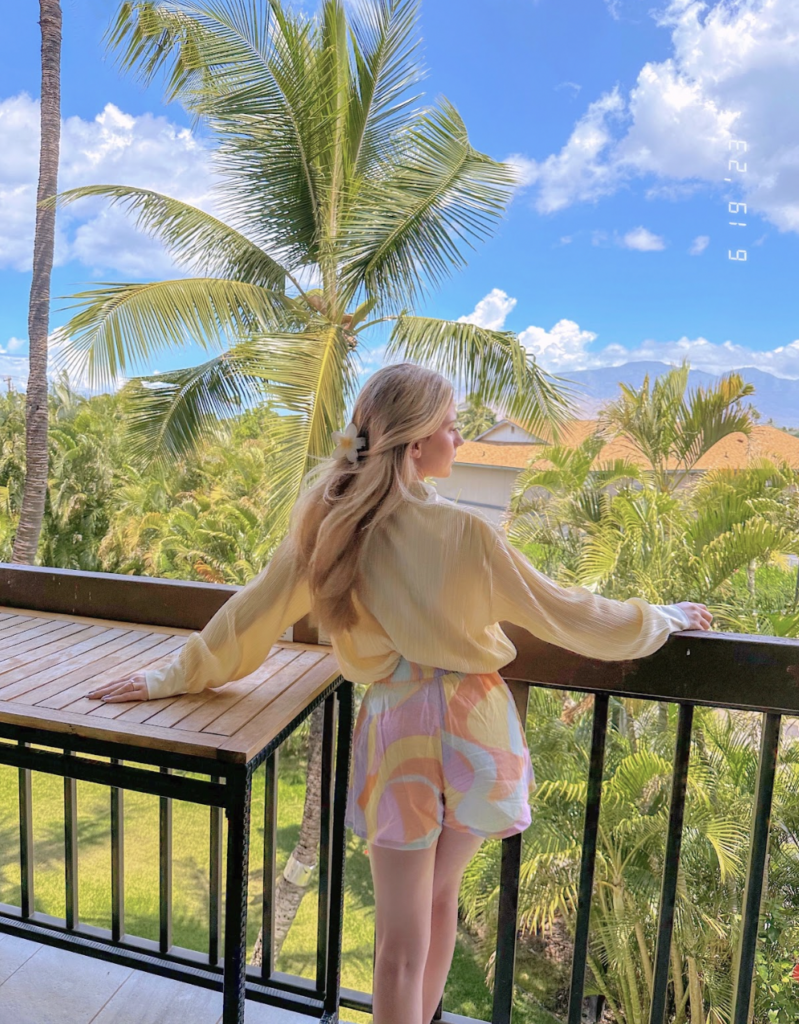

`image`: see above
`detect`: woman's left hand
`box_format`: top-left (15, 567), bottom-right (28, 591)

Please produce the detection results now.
top-left (88, 671), bottom-right (149, 702)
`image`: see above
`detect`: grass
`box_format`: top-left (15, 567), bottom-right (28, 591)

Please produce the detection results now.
top-left (0, 755), bottom-right (516, 1023)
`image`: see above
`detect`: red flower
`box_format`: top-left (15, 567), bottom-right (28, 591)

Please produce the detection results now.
top-left (791, 963), bottom-right (799, 982)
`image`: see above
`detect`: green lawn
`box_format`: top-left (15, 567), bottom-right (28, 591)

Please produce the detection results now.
top-left (0, 756), bottom-right (526, 1023)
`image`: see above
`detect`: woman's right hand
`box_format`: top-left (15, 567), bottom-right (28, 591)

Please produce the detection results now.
top-left (676, 602), bottom-right (713, 631)
top-left (88, 671), bottom-right (149, 702)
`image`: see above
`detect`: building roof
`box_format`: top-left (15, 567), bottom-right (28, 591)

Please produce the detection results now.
top-left (472, 419), bottom-right (546, 443)
top-left (454, 422), bottom-right (799, 472)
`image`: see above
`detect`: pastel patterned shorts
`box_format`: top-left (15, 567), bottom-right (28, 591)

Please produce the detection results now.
top-left (345, 658), bottom-right (535, 850)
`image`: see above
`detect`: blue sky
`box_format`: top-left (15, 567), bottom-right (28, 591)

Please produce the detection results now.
top-left (1, 0), bottom-right (798, 392)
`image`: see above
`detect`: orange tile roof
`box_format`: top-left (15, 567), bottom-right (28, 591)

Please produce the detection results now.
top-left (693, 426), bottom-right (799, 470)
top-left (454, 441), bottom-right (541, 469)
top-left (454, 422), bottom-right (799, 472)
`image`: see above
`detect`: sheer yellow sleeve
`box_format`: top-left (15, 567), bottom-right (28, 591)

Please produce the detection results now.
top-left (145, 537), bottom-right (311, 699)
top-left (489, 530), bottom-right (690, 661)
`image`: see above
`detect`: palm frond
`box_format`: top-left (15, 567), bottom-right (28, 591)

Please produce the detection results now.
top-left (388, 314), bottom-right (574, 439)
top-left (676, 372), bottom-right (755, 467)
top-left (54, 277), bottom-right (288, 387)
top-left (121, 348), bottom-right (267, 463)
top-left (120, 323), bottom-right (356, 541)
top-left (347, 0), bottom-right (423, 173)
top-left (108, 1), bottom-right (325, 260)
top-left (342, 100), bottom-right (517, 309)
top-left (695, 517), bottom-right (799, 594)
top-left (52, 185), bottom-right (290, 289)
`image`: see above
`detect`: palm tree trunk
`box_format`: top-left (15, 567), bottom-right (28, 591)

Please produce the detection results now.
top-left (671, 945), bottom-right (687, 1024)
top-left (12, 0), bottom-right (61, 565)
top-left (687, 956), bottom-right (703, 1024)
top-left (251, 703), bottom-right (326, 967)
top-left (634, 922), bottom-right (653, 1001)
top-left (746, 558), bottom-right (756, 599)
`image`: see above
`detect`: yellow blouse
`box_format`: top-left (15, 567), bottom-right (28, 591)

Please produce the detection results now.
top-left (144, 483), bottom-right (691, 699)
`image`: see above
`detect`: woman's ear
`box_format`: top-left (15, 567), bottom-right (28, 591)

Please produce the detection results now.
top-left (409, 441), bottom-right (422, 459)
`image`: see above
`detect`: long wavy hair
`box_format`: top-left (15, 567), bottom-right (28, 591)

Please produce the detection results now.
top-left (291, 363), bottom-right (454, 634)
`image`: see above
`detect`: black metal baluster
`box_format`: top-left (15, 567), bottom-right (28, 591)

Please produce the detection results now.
top-left (18, 741), bottom-right (34, 918)
top-left (566, 692), bottom-right (610, 1024)
top-left (222, 764), bottom-right (253, 1024)
top-left (64, 749), bottom-right (79, 930)
top-left (209, 775), bottom-right (223, 967)
top-left (323, 681), bottom-right (354, 1021)
top-left (649, 704), bottom-right (693, 1024)
top-left (160, 766), bottom-right (173, 953)
top-left (731, 712), bottom-right (782, 1024)
top-left (261, 752), bottom-right (278, 980)
top-left (492, 832), bottom-right (523, 1024)
top-left (111, 757), bottom-right (125, 942)
top-left (316, 694), bottom-right (337, 992)
top-left (489, 680), bottom-right (531, 1024)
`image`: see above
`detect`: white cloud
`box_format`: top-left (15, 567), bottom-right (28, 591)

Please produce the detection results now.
top-left (522, 320), bottom-right (799, 378)
top-left (0, 352), bottom-right (29, 389)
top-left (457, 287), bottom-right (517, 330)
top-left (613, 335), bottom-right (799, 379)
top-left (6, 336), bottom-right (27, 352)
top-left (621, 226), bottom-right (666, 251)
top-left (689, 234), bottom-right (709, 255)
top-left (358, 344), bottom-right (387, 373)
top-left (510, 89), bottom-right (626, 214)
top-left (537, 324), bottom-right (799, 378)
top-left (513, 0), bottom-right (799, 233)
top-left (555, 81), bottom-right (582, 97)
top-left (0, 94), bottom-right (217, 277)
top-left (519, 319), bottom-right (600, 371)
top-left (461, 289), bottom-right (799, 378)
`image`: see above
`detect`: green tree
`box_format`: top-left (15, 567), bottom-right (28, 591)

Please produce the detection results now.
top-left (600, 365), bottom-right (756, 493)
top-left (460, 692), bottom-right (799, 1024)
top-left (457, 391), bottom-right (497, 440)
top-left (54, 0), bottom-right (570, 547)
top-left (506, 431), bottom-right (641, 576)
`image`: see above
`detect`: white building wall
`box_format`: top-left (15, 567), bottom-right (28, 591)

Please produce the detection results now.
top-left (434, 464), bottom-right (520, 523)
top-left (475, 421), bottom-right (543, 443)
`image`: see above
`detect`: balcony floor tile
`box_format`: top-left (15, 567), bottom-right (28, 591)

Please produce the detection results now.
top-left (0, 936), bottom-right (357, 1024)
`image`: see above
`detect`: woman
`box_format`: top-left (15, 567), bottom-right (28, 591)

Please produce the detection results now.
top-left (89, 362), bottom-right (712, 1024)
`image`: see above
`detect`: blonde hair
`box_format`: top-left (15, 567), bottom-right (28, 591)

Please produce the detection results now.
top-left (291, 363), bottom-right (454, 634)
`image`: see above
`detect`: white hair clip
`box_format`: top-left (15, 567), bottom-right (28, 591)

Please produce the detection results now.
top-left (332, 422), bottom-right (367, 464)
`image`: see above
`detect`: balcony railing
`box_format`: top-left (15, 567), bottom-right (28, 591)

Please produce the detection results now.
top-left (0, 562), bottom-right (798, 1024)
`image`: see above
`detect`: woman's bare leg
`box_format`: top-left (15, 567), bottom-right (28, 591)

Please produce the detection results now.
top-left (421, 827), bottom-right (484, 1024)
top-left (368, 841), bottom-right (438, 1024)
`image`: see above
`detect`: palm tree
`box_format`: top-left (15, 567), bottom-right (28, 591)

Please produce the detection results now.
top-left (54, 0), bottom-right (570, 543)
top-left (600, 364), bottom-right (756, 493)
top-left (12, 0), bottom-right (62, 564)
top-left (457, 391), bottom-right (497, 440)
top-left (571, 464), bottom-right (799, 608)
top-left (506, 431), bottom-right (642, 575)
top-left (52, 0), bottom-right (572, 966)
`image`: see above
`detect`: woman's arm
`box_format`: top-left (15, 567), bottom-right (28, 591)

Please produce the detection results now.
top-left (89, 536), bottom-right (311, 702)
top-left (489, 530), bottom-right (710, 661)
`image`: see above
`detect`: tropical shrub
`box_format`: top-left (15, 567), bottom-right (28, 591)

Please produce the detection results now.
top-left (460, 691), bottom-right (799, 1024)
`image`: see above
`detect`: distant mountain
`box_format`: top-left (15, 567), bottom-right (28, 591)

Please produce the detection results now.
top-left (564, 361), bottom-right (799, 429)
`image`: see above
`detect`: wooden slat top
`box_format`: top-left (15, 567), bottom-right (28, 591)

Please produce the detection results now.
top-left (0, 607), bottom-right (340, 764)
